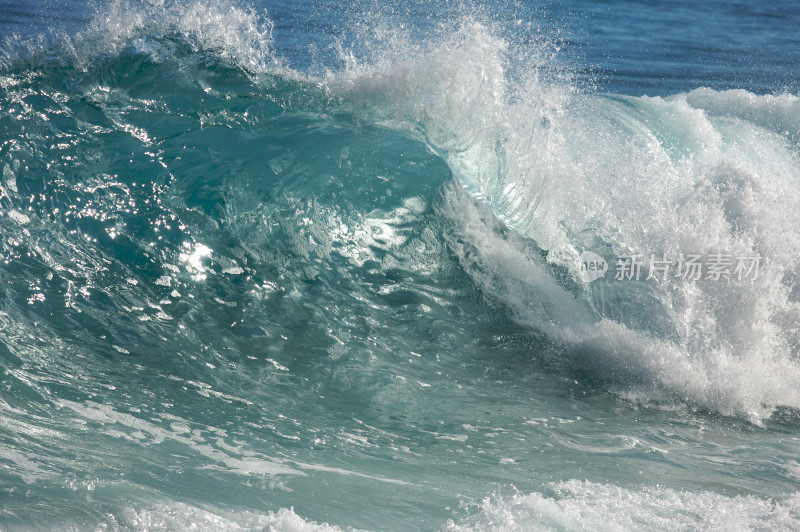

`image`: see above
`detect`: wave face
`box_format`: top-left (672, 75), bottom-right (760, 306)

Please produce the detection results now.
top-left (1, 0), bottom-right (799, 530)
top-left (329, 18), bottom-right (800, 423)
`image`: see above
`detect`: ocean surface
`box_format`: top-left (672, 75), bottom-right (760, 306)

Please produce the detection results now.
top-left (1, 0), bottom-right (799, 530)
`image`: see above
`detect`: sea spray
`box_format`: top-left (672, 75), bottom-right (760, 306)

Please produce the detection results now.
top-left (1, 1), bottom-right (799, 530)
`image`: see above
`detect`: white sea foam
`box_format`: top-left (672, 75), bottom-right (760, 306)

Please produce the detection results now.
top-left (90, 504), bottom-right (348, 532)
top-left (446, 481), bottom-right (800, 531)
top-left (82, 483), bottom-right (800, 531)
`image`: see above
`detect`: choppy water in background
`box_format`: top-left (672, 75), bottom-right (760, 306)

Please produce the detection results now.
top-left (1, 0), bottom-right (799, 530)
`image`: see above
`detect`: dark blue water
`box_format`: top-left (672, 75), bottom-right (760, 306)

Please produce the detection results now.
top-left (1, 1), bottom-right (799, 530)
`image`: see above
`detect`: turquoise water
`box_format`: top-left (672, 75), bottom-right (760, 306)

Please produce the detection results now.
top-left (1, 1), bottom-right (799, 530)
